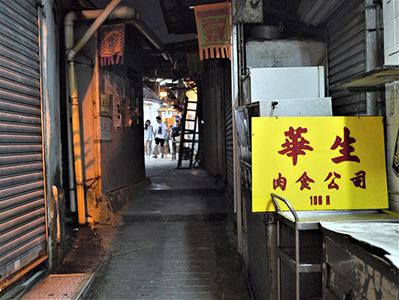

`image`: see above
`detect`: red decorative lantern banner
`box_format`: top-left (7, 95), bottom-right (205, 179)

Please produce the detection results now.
top-left (99, 23), bottom-right (125, 66)
top-left (194, 2), bottom-right (232, 60)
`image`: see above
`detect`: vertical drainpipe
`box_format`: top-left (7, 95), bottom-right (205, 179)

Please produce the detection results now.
top-left (231, 24), bottom-right (243, 259)
top-left (365, 0), bottom-right (379, 115)
top-left (65, 0), bottom-right (123, 224)
top-left (64, 13), bottom-right (76, 215)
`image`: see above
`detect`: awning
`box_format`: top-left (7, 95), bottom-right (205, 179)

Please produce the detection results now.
top-left (329, 65), bottom-right (399, 92)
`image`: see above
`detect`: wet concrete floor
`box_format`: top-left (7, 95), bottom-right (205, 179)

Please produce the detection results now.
top-left (90, 156), bottom-right (252, 299)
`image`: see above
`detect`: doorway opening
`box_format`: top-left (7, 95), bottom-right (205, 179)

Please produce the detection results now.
top-left (142, 80), bottom-right (200, 174)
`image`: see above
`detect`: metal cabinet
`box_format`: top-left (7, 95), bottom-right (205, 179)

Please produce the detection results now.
top-left (242, 67), bottom-right (325, 104)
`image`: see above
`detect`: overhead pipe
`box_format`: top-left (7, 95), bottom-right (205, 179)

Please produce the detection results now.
top-left (64, 1), bottom-right (169, 224)
top-left (128, 19), bottom-right (172, 61)
top-left (65, 5), bottom-right (169, 62)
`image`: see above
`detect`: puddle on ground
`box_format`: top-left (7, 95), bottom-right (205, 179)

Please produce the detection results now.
top-left (149, 183), bottom-right (172, 190)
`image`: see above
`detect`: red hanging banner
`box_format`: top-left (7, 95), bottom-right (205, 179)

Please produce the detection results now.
top-left (194, 2), bottom-right (231, 60)
top-left (99, 23), bottom-right (126, 66)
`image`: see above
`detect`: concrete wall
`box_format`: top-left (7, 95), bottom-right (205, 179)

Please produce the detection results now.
top-left (100, 29), bottom-right (145, 196)
top-left (246, 39), bottom-right (325, 68)
top-left (100, 70), bottom-right (145, 193)
top-left (383, 0), bottom-right (399, 213)
top-left (75, 26), bottom-right (145, 223)
top-left (385, 82), bottom-right (399, 213)
top-left (383, 0), bottom-right (399, 65)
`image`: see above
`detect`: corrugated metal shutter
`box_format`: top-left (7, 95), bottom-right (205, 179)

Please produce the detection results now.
top-left (202, 60), bottom-right (219, 176)
top-left (223, 61), bottom-right (234, 200)
top-left (298, 0), bottom-right (346, 26)
top-left (0, 0), bottom-right (47, 287)
top-left (326, 0), bottom-right (367, 115)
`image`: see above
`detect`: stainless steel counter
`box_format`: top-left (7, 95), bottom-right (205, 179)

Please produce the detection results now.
top-left (277, 209), bottom-right (398, 230)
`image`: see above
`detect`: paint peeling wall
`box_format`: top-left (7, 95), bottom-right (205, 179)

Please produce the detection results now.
top-left (246, 39), bottom-right (325, 68)
top-left (99, 29), bottom-right (145, 196)
top-left (323, 231), bottom-right (399, 299)
top-left (73, 26), bottom-right (101, 222)
top-left (385, 82), bottom-right (399, 213)
top-left (40, 0), bottom-right (65, 270)
top-left (100, 69), bottom-right (145, 194)
top-left (383, 0), bottom-right (399, 213)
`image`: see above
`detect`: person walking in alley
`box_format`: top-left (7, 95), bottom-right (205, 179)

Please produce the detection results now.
top-left (153, 116), bottom-right (168, 158)
top-left (144, 120), bottom-right (154, 158)
top-left (169, 120), bottom-right (181, 160)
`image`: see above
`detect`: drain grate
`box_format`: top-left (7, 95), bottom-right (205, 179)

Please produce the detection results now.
top-left (23, 274), bottom-right (90, 300)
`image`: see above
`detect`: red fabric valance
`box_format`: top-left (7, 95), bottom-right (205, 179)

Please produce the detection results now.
top-left (194, 2), bottom-right (231, 60)
top-left (99, 23), bottom-right (125, 66)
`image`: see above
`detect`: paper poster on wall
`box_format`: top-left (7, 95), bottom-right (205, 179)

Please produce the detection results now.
top-left (100, 116), bottom-right (112, 141)
top-left (113, 96), bottom-right (122, 128)
top-left (252, 116), bottom-right (388, 212)
top-left (100, 93), bottom-right (110, 113)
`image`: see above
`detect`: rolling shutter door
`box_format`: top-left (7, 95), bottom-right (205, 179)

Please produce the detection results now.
top-left (0, 0), bottom-right (47, 287)
top-left (326, 0), bottom-right (367, 115)
top-left (223, 61), bottom-right (234, 200)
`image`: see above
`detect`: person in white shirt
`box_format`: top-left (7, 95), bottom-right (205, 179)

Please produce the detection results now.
top-left (144, 120), bottom-right (154, 157)
top-left (153, 116), bottom-right (168, 158)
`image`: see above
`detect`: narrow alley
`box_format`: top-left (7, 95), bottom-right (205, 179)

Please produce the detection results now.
top-left (2, 1), bottom-right (399, 299)
top-left (88, 157), bottom-right (252, 299)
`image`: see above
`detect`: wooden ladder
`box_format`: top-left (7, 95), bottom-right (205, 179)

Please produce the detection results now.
top-left (177, 92), bottom-right (199, 168)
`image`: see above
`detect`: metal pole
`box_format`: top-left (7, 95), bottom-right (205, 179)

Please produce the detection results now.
top-left (365, 0), bottom-right (379, 115)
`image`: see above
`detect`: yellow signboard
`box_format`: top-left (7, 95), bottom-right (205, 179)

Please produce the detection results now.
top-left (252, 117), bottom-right (388, 212)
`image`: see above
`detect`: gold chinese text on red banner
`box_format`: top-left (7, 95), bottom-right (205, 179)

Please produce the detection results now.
top-left (99, 23), bottom-right (125, 66)
top-left (194, 2), bottom-right (231, 60)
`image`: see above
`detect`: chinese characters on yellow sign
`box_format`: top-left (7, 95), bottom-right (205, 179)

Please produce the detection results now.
top-left (252, 117), bottom-right (388, 212)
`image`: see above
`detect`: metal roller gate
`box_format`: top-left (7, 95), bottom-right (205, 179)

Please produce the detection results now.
top-left (326, 0), bottom-right (367, 115)
top-left (299, 0), bottom-right (369, 116)
top-left (0, 0), bottom-right (48, 289)
top-left (223, 60), bottom-right (234, 201)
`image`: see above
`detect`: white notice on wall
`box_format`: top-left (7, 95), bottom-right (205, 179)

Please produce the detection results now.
top-left (100, 93), bottom-right (110, 113)
top-left (100, 116), bottom-right (112, 141)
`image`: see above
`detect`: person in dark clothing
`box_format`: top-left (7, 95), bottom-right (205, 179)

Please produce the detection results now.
top-left (170, 120), bottom-right (181, 159)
